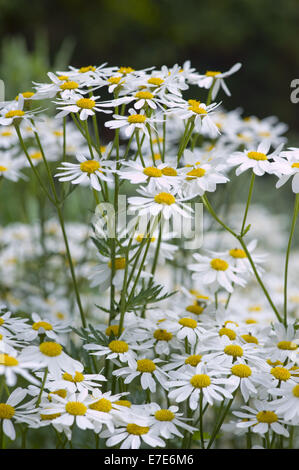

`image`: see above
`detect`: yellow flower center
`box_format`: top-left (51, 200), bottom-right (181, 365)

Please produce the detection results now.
top-left (186, 304), bottom-right (204, 315)
top-left (105, 325), bottom-right (123, 336)
top-left (210, 258), bottom-right (229, 271)
top-left (29, 152), bottom-right (42, 160)
top-left (271, 367), bottom-right (291, 381)
top-left (1, 131), bottom-right (12, 136)
top-left (22, 91), bottom-right (35, 99)
top-left (292, 384), bottom-right (299, 397)
top-left (205, 71), bottom-right (221, 77)
top-left (241, 334), bottom-right (259, 345)
top-left (127, 114), bottom-right (146, 123)
top-left (118, 67), bottom-right (135, 75)
top-left (136, 234), bottom-right (156, 243)
top-left (0, 354), bottom-right (19, 366)
top-left (256, 411), bottom-right (278, 424)
top-left (190, 374), bottom-right (211, 388)
top-left (108, 257), bottom-right (126, 270)
top-left (80, 160), bottom-right (100, 174)
top-left (60, 81), bottom-right (79, 90)
top-left (188, 104), bottom-right (207, 115)
top-left (53, 130), bottom-right (63, 137)
top-left (291, 163), bottom-right (299, 169)
top-left (248, 305), bottom-right (262, 312)
top-left (219, 328), bottom-right (236, 340)
top-left (39, 342), bottom-right (63, 357)
top-left (267, 359), bottom-right (283, 367)
top-left (277, 341), bottom-right (298, 351)
top-left (231, 364), bottom-right (252, 378)
top-left (224, 320), bottom-right (239, 327)
top-left (76, 98), bottom-right (95, 109)
top-left (79, 66), bottom-right (96, 73)
top-left (0, 404), bottom-right (15, 419)
top-left (40, 412), bottom-right (61, 421)
top-left (0, 166), bottom-right (8, 172)
top-left (161, 167), bottom-right (177, 176)
top-left (126, 423), bottom-right (149, 435)
top-left (65, 401), bottom-right (87, 416)
top-left (147, 77), bottom-right (164, 86)
top-left (224, 345), bottom-right (243, 357)
top-left (178, 317), bottom-right (197, 329)
top-left (154, 192), bottom-right (175, 205)
top-left (247, 151), bottom-right (267, 161)
top-left (108, 77), bottom-right (122, 85)
top-left (154, 153), bottom-right (161, 160)
top-left (154, 409), bottom-right (175, 421)
top-left (153, 329), bottom-right (173, 341)
top-left (32, 321), bottom-right (53, 331)
top-left (58, 75), bottom-right (69, 80)
top-left (143, 166), bottom-right (162, 177)
top-left (113, 400), bottom-right (131, 408)
top-left (229, 248), bottom-right (246, 259)
top-left (48, 389), bottom-right (67, 401)
top-left (5, 110), bottom-right (25, 118)
top-left (109, 340), bottom-right (129, 353)
top-left (135, 91), bottom-right (154, 99)
top-left (186, 168), bottom-right (206, 179)
top-left (89, 398), bottom-right (112, 412)
top-left (137, 359), bottom-right (156, 373)
top-left (62, 371), bottom-right (84, 383)
top-left (185, 354), bottom-right (202, 366)
top-left (245, 319), bottom-right (258, 324)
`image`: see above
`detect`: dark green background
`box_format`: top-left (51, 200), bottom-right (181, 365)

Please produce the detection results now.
top-left (1, 0), bottom-right (299, 133)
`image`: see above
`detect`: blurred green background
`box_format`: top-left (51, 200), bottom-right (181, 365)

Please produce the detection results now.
top-left (1, 0), bottom-right (299, 226)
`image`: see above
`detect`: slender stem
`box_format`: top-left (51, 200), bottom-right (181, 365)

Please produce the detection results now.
top-left (283, 193), bottom-right (299, 326)
top-left (202, 194), bottom-right (282, 322)
top-left (199, 390), bottom-right (205, 449)
top-left (36, 368), bottom-right (48, 407)
top-left (240, 172), bottom-right (255, 236)
top-left (207, 394), bottom-right (235, 449)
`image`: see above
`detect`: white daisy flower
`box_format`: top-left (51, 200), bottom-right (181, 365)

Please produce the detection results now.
top-left (263, 322), bottom-right (299, 363)
top-left (45, 369), bottom-right (106, 394)
top-left (55, 154), bottom-right (114, 192)
top-left (0, 352), bottom-right (39, 387)
top-left (102, 416), bottom-right (166, 449)
top-left (228, 141), bottom-right (283, 176)
top-left (113, 358), bottom-right (168, 393)
top-left (168, 364), bottom-right (232, 409)
top-left (39, 389), bottom-right (111, 436)
top-left (54, 94), bottom-right (120, 121)
top-left (0, 388), bottom-right (37, 441)
top-left (128, 186), bottom-right (193, 221)
top-left (188, 253), bottom-right (246, 293)
top-left (147, 403), bottom-right (196, 439)
top-left (269, 381), bottom-right (299, 422)
top-left (118, 159), bottom-right (183, 191)
top-left (167, 99), bottom-right (220, 137)
top-left (196, 63), bottom-right (242, 99)
top-left (104, 108), bottom-right (163, 139)
top-left (19, 342), bottom-right (83, 376)
top-left (233, 399), bottom-right (289, 437)
top-left (84, 335), bottom-right (141, 368)
top-left (272, 147), bottom-right (299, 193)
top-left (19, 312), bottom-right (71, 342)
top-left (180, 161), bottom-right (229, 198)
top-left (0, 152), bottom-right (25, 182)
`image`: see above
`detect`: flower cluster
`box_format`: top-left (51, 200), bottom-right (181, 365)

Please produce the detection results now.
top-left (1, 60), bottom-right (299, 450)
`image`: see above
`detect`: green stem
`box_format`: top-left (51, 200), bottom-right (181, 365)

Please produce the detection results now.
top-left (36, 368), bottom-right (48, 408)
top-left (284, 193), bottom-right (299, 326)
top-left (240, 172), bottom-right (255, 236)
top-left (202, 194), bottom-right (282, 322)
